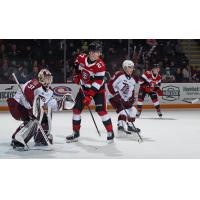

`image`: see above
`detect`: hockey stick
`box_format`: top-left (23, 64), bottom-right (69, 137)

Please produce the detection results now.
top-left (163, 94), bottom-right (199, 104)
top-left (191, 98), bottom-right (200, 104)
top-left (12, 73), bottom-right (52, 146)
top-left (147, 45), bottom-right (156, 57)
top-left (119, 100), bottom-right (143, 143)
top-left (180, 99), bottom-right (193, 104)
top-left (80, 84), bottom-right (101, 136)
top-left (180, 98), bottom-right (200, 104)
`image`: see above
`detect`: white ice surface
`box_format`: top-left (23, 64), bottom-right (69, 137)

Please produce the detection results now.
top-left (0, 109), bottom-right (200, 158)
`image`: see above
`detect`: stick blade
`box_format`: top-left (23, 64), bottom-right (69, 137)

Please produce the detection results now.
top-left (192, 99), bottom-right (199, 104)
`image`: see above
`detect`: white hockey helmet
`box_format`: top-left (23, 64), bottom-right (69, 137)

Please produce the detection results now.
top-left (122, 60), bottom-right (135, 73)
top-left (38, 69), bottom-right (53, 87)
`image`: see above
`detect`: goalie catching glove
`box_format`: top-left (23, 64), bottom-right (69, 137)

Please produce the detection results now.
top-left (57, 93), bottom-right (75, 111)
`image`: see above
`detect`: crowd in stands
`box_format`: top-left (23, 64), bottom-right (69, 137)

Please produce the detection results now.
top-left (0, 39), bottom-right (199, 84)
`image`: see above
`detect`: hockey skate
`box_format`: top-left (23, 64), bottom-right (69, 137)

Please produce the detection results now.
top-left (66, 131), bottom-right (80, 143)
top-left (11, 139), bottom-right (29, 151)
top-left (157, 111), bottom-right (163, 118)
top-left (127, 125), bottom-right (141, 133)
top-left (107, 131), bottom-right (114, 143)
top-left (117, 126), bottom-right (131, 138)
top-left (136, 111), bottom-right (141, 118)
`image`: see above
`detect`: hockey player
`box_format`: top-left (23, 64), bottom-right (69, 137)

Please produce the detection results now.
top-left (7, 69), bottom-right (71, 150)
top-left (136, 64), bottom-right (163, 118)
top-left (107, 60), bottom-right (140, 136)
top-left (66, 41), bottom-right (114, 142)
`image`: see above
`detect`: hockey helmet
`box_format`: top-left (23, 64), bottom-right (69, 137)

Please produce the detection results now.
top-left (88, 41), bottom-right (102, 53)
top-left (38, 69), bottom-right (53, 87)
top-left (150, 63), bottom-right (160, 69)
top-left (122, 60), bottom-right (135, 73)
top-left (150, 63), bottom-right (160, 74)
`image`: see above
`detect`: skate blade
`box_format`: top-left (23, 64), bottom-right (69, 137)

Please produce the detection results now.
top-left (107, 139), bottom-right (114, 144)
top-left (116, 132), bottom-right (127, 138)
top-left (66, 138), bottom-right (79, 143)
top-left (13, 146), bottom-right (29, 151)
top-left (30, 146), bottom-right (54, 151)
top-left (116, 129), bottom-right (133, 138)
top-left (34, 143), bottom-right (49, 147)
top-left (128, 130), bottom-right (141, 134)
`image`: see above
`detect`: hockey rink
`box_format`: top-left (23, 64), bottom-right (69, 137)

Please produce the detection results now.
top-left (0, 108), bottom-right (200, 159)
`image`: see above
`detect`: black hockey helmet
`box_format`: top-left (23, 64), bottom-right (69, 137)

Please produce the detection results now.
top-left (149, 63), bottom-right (160, 74)
top-left (88, 41), bottom-right (102, 53)
top-left (151, 63), bottom-right (160, 69)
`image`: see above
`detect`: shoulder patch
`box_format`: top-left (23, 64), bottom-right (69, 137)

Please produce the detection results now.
top-left (31, 79), bottom-right (40, 87)
top-left (146, 71), bottom-right (151, 75)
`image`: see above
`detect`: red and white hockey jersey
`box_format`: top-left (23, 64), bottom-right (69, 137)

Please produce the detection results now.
top-left (139, 70), bottom-right (161, 89)
top-left (14, 79), bottom-right (58, 111)
top-left (75, 54), bottom-right (106, 96)
top-left (107, 71), bottom-right (136, 101)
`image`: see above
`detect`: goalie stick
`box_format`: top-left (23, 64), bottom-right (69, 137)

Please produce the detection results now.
top-left (12, 73), bottom-right (52, 147)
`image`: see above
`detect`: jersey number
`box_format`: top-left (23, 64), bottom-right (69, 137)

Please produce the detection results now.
top-left (28, 84), bottom-right (35, 90)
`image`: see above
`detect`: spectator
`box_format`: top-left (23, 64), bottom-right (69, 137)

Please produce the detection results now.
top-left (191, 66), bottom-right (199, 82)
top-left (0, 44), bottom-right (7, 59)
top-left (182, 67), bottom-right (190, 82)
top-left (15, 63), bottom-right (29, 83)
top-left (8, 43), bottom-right (20, 62)
top-left (39, 59), bottom-right (47, 69)
top-left (175, 68), bottom-right (183, 82)
top-left (0, 39), bottom-right (196, 83)
top-left (29, 66), bottom-right (39, 79)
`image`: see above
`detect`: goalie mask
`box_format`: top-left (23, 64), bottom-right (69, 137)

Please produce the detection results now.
top-left (38, 69), bottom-right (53, 87)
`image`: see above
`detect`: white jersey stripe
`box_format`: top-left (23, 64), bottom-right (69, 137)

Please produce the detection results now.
top-left (142, 74), bottom-right (151, 83)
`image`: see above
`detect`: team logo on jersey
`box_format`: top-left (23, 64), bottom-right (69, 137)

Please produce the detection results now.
top-left (162, 85), bottom-right (180, 101)
top-left (39, 95), bottom-right (46, 102)
top-left (121, 82), bottom-right (129, 95)
top-left (81, 69), bottom-right (90, 83)
top-left (53, 86), bottom-right (72, 97)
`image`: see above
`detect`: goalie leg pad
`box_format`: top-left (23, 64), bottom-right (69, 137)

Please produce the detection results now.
top-left (12, 120), bottom-right (38, 149)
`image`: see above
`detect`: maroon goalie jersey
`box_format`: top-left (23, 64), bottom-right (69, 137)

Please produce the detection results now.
top-left (14, 79), bottom-right (55, 110)
top-left (75, 53), bottom-right (106, 97)
top-left (138, 70), bottom-right (162, 90)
